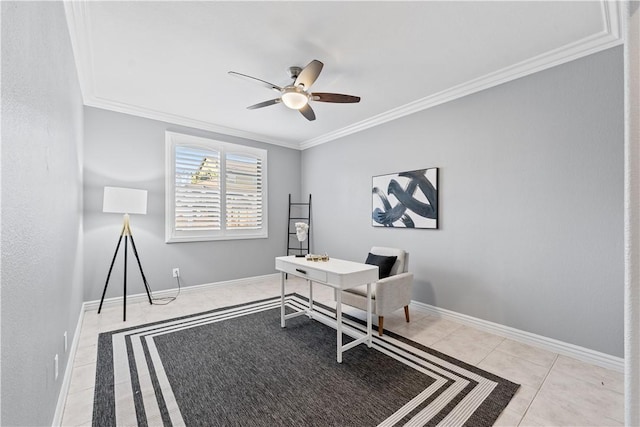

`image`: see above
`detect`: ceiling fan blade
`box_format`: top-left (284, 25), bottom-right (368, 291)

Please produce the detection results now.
top-left (299, 104), bottom-right (316, 121)
top-left (247, 98), bottom-right (281, 110)
top-left (228, 71), bottom-right (282, 92)
top-left (312, 93), bottom-right (361, 103)
top-left (294, 60), bottom-right (323, 89)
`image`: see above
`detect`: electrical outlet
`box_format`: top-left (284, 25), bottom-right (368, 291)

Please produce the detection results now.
top-left (172, 268), bottom-right (180, 278)
top-left (54, 354), bottom-right (59, 380)
top-left (64, 331), bottom-right (68, 353)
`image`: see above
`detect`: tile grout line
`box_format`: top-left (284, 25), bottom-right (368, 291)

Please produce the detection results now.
top-left (516, 352), bottom-right (560, 426)
top-left (62, 346), bottom-right (97, 425)
top-left (474, 336), bottom-right (507, 367)
top-left (419, 319), bottom-right (466, 349)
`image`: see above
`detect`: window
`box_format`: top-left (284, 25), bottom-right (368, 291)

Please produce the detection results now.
top-left (165, 132), bottom-right (267, 242)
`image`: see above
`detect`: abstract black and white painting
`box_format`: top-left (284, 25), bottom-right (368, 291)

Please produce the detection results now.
top-left (372, 168), bottom-right (438, 229)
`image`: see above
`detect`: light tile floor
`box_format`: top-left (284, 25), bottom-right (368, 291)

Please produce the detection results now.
top-left (60, 276), bottom-right (624, 426)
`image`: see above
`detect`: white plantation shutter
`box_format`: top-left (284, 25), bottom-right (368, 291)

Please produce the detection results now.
top-left (226, 153), bottom-right (263, 229)
top-left (166, 132), bottom-right (267, 242)
top-left (174, 146), bottom-right (221, 231)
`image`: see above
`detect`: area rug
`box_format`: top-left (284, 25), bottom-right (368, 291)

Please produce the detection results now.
top-left (93, 294), bottom-right (519, 426)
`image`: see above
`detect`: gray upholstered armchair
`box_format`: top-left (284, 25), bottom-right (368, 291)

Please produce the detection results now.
top-left (340, 247), bottom-right (413, 336)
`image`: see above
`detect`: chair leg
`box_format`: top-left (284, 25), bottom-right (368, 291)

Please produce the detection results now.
top-left (404, 305), bottom-right (410, 323)
top-left (378, 316), bottom-right (384, 336)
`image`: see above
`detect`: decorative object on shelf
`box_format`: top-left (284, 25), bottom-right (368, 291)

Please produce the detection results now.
top-left (294, 222), bottom-right (309, 257)
top-left (295, 222), bottom-right (309, 241)
top-left (372, 167), bottom-right (438, 229)
top-left (99, 186), bottom-right (153, 321)
top-left (305, 253), bottom-right (330, 262)
top-left (286, 194), bottom-right (312, 258)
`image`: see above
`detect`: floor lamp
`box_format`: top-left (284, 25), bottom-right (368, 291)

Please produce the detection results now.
top-left (98, 186), bottom-right (153, 321)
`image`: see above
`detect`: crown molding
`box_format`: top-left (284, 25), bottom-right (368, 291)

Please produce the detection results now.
top-left (300, 0), bottom-right (624, 150)
top-left (63, 1), bottom-right (298, 150)
top-left (64, 0), bottom-right (93, 103)
top-left (84, 95), bottom-right (300, 150)
top-left (65, 1), bottom-right (624, 152)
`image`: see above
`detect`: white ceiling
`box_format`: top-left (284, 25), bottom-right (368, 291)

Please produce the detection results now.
top-left (64, 1), bottom-right (623, 150)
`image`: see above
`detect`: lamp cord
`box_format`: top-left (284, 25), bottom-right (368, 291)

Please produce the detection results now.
top-left (149, 276), bottom-right (181, 305)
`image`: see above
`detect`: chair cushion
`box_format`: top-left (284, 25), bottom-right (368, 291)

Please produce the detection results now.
top-left (370, 247), bottom-right (407, 275)
top-left (365, 253), bottom-right (397, 279)
top-left (344, 283), bottom-right (376, 298)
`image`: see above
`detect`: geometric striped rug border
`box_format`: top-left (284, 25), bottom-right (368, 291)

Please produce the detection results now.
top-left (93, 294), bottom-right (519, 426)
top-left (291, 296), bottom-right (521, 426)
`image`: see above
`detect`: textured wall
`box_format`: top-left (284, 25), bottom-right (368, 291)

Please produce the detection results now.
top-left (83, 108), bottom-right (301, 302)
top-left (624, 2), bottom-right (640, 424)
top-left (302, 47), bottom-right (624, 357)
top-left (1, 2), bottom-right (84, 425)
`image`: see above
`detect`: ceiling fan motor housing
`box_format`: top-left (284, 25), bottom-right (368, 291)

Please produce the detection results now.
top-left (288, 66), bottom-right (303, 80)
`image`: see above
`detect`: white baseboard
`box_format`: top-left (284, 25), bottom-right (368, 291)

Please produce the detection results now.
top-left (83, 273), bottom-right (280, 311)
top-left (410, 300), bottom-right (624, 372)
top-left (52, 306), bottom-right (86, 427)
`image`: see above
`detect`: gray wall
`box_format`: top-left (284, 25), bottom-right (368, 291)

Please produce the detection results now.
top-left (302, 46), bottom-right (624, 357)
top-left (1, 2), bottom-right (84, 426)
top-left (83, 108), bottom-right (301, 302)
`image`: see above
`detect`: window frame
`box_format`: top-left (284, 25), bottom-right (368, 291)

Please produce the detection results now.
top-left (165, 131), bottom-right (268, 243)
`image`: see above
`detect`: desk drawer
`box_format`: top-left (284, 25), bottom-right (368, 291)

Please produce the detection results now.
top-left (278, 261), bottom-right (327, 283)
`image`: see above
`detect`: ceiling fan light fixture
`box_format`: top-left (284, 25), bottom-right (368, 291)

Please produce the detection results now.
top-left (281, 86), bottom-right (309, 110)
top-left (229, 59), bottom-right (360, 121)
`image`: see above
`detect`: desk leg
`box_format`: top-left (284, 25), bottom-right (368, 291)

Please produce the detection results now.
top-left (336, 289), bottom-right (343, 363)
top-left (280, 272), bottom-right (286, 328)
top-left (308, 279), bottom-right (313, 313)
top-left (366, 282), bottom-right (372, 347)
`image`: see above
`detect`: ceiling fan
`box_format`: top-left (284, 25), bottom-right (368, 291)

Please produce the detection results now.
top-left (228, 59), bottom-right (360, 121)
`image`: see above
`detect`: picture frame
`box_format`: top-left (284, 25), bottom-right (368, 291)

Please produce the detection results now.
top-left (371, 167), bottom-right (438, 229)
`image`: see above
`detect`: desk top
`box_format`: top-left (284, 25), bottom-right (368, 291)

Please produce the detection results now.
top-left (276, 256), bottom-right (376, 274)
top-left (275, 256), bottom-right (378, 288)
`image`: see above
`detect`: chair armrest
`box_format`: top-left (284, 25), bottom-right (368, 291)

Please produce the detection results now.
top-left (377, 271), bottom-right (413, 287)
top-left (375, 272), bottom-right (413, 316)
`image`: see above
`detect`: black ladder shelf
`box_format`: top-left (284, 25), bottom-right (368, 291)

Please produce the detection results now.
top-left (286, 193), bottom-right (312, 257)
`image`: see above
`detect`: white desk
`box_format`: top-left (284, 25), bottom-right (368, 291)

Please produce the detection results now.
top-left (275, 255), bottom-right (379, 363)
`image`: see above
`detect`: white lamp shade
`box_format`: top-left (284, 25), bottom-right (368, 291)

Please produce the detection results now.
top-left (103, 186), bottom-right (148, 214)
